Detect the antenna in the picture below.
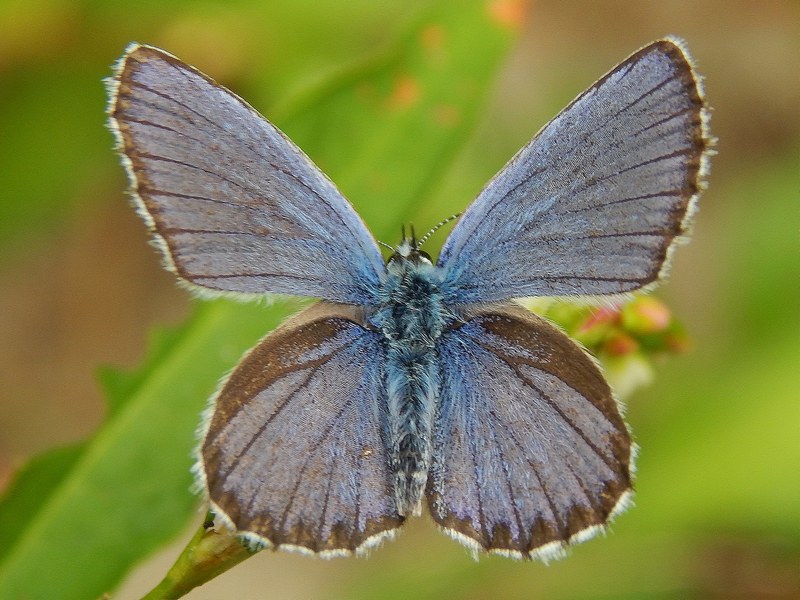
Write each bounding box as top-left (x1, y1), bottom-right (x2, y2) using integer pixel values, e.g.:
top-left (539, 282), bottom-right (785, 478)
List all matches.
top-left (418, 213), bottom-right (461, 248)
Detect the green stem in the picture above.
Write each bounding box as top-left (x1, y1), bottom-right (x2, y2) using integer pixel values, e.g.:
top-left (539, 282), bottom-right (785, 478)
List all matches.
top-left (139, 513), bottom-right (255, 600)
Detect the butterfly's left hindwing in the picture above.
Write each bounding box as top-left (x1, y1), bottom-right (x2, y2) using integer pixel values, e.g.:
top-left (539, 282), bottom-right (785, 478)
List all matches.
top-left (199, 302), bottom-right (403, 555)
top-left (428, 304), bottom-right (633, 559)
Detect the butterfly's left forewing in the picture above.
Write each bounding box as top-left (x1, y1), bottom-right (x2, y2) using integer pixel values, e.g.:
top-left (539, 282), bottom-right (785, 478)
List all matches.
top-left (108, 44), bottom-right (384, 304)
top-left (428, 304), bottom-right (632, 559)
top-left (199, 302), bottom-right (403, 555)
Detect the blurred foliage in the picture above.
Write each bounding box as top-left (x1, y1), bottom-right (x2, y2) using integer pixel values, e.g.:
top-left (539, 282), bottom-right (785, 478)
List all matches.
top-left (0, 0), bottom-right (798, 599)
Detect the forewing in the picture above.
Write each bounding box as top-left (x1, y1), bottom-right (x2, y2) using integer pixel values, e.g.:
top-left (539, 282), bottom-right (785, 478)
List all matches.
top-left (108, 44), bottom-right (384, 304)
top-left (428, 304), bottom-right (632, 559)
top-left (439, 38), bottom-right (711, 303)
top-left (199, 302), bottom-right (402, 555)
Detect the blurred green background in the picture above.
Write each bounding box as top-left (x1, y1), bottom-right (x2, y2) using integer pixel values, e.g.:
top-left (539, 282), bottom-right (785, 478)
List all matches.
top-left (0, 1), bottom-right (798, 599)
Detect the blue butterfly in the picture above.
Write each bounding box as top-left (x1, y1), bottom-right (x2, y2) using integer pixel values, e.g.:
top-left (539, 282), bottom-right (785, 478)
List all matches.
top-left (108, 37), bottom-right (711, 560)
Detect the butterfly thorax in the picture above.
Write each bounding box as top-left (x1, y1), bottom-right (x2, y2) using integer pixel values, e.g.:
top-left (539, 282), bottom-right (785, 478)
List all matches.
top-left (372, 240), bottom-right (450, 516)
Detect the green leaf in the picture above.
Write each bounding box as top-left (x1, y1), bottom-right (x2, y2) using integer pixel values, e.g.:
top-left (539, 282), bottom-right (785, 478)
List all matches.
top-left (0, 63), bottom-right (110, 249)
top-left (97, 325), bottom-right (187, 418)
top-left (0, 443), bottom-right (87, 565)
top-left (0, 2), bottom-right (518, 598)
top-left (0, 300), bottom-right (283, 600)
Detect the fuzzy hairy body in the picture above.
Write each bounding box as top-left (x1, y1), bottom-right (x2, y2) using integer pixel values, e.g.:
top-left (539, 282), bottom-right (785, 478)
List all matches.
top-left (370, 252), bottom-right (450, 516)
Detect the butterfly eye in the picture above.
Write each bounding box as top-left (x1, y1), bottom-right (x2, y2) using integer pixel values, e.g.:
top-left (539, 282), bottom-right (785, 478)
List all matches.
top-left (414, 250), bottom-right (433, 265)
top-left (387, 248), bottom-right (433, 267)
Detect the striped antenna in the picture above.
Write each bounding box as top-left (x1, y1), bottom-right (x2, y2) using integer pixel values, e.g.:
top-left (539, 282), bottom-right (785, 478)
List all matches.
top-left (418, 214), bottom-right (462, 248)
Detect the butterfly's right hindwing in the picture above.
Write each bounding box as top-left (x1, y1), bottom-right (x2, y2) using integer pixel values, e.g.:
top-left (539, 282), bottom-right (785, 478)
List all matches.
top-left (428, 304), bottom-right (633, 559)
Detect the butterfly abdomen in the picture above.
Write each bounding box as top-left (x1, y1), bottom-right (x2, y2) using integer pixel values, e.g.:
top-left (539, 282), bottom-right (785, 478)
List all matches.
top-left (376, 253), bottom-right (449, 516)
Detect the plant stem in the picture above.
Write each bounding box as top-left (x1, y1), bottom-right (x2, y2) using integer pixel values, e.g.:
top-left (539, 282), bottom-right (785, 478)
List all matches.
top-left (139, 513), bottom-right (254, 600)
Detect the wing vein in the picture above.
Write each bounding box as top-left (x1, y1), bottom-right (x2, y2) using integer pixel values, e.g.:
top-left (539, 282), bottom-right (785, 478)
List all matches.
top-left (555, 190), bottom-right (683, 216)
top-left (273, 394), bottom-right (355, 535)
top-left (472, 338), bottom-right (619, 472)
top-left (487, 408), bottom-right (527, 547)
top-left (563, 461), bottom-right (603, 517)
top-left (467, 392), bottom-right (489, 546)
top-left (197, 272), bottom-right (315, 282)
top-left (607, 74), bottom-right (676, 121)
top-left (216, 342), bottom-right (352, 479)
top-left (142, 188), bottom-right (263, 212)
top-left (130, 76), bottom-right (355, 236)
top-left (133, 152), bottom-right (276, 202)
top-left (633, 105), bottom-right (696, 137)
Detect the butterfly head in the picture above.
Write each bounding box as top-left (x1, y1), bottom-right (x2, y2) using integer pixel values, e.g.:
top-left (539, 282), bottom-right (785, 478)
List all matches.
top-left (386, 224), bottom-right (433, 268)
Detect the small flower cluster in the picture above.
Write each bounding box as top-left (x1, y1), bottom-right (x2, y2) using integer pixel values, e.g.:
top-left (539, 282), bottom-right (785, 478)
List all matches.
top-left (526, 296), bottom-right (689, 399)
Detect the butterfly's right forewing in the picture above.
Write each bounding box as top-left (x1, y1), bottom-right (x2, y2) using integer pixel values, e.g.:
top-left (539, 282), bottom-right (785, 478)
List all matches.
top-left (438, 38), bottom-right (711, 304)
top-left (200, 302), bottom-right (403, 555)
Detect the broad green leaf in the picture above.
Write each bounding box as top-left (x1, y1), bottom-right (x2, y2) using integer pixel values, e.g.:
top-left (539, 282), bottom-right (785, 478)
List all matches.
top-left (0, 63), bottom-right (110, 249)
top-left (0, 300), bottom-right (280, 600)
top-left (0, 443), bottom-right (87, 564)
top-left (98, 326), bottom-right (187, 418)
top-left (0, 2), bottom-right (518, 598)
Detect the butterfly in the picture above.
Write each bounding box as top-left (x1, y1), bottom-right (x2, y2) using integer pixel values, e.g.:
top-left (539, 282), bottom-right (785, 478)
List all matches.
top-left (107, 37), bottom-right (711, 560)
